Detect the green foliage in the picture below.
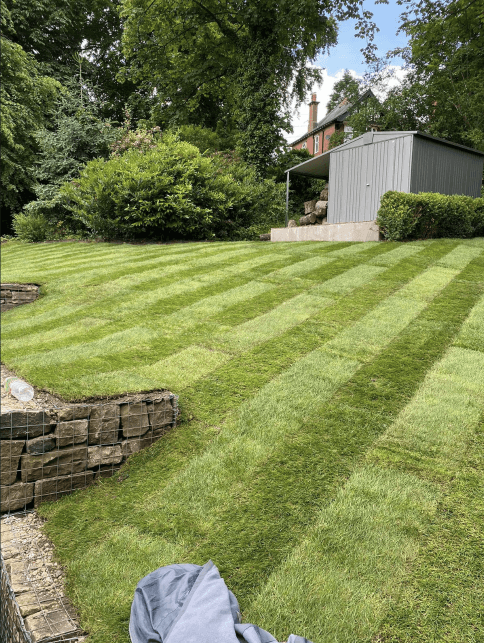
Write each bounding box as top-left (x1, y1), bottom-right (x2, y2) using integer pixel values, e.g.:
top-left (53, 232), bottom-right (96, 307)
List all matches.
top-left (120, 0), bottom-right (380, 172)
top-left (11, 211), bottom-right (56, 242)
top-left (21, 80), bottom-right (118, 236)
top-left (0, 15), bottom-right (60, 227)
top-left (377, 191), bottom-right (484, 241)
top-left (61, 133), bottom-right (285, 240)
top-left (175, 124), bottom-right (236, 155)
top-left (326, 69), bottom-right (360, 112)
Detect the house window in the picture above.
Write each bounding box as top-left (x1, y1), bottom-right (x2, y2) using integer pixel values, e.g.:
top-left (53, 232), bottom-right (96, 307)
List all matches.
top-left (302, 141), bottom-right (307, 149)
top-left (314, 135), bottom-right (320, 154)
top-left (344, 124), bottom-right (353, 142)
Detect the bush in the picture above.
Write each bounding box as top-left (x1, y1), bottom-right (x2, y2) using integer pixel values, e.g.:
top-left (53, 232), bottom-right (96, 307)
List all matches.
top-left (61, 133), bottom-right (285, 241)
top-left (12, 211), bottom-right (55, 242)
top-left (376, 191), bottom-right (484, 241)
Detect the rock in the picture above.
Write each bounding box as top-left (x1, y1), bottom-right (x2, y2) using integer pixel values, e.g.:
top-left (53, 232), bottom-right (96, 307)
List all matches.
top-left (21, 445), bottom-right (88, 482)
top-left (87, 444), bottom-right (123, 468)
top-left (147, 398), bottom-right (174, 431)
top-left (259, 233), bottom-right (271, 241)
top-left (25, 434), bottom-right (56, 455)
top-left (88, 404), bottom-right (119, 445)
top-left (0, 440), bottom-right (25, 485)
top-left (314, 200), bottom-right (328, 215)
top-left (17, 590), bottom-right (58, 618)
top-left (34, 471), bottom-right (94, 506)
top-left (0, 481), bottom-right (34, 512)
top-left (121, 425), bottom-right (167, 459)
top-left (24, 607), bottom-right (79, 643)
top-left (8, 559), bottom-right (32, 594)
top-left (120, 402), bottom-right (150, 438)
top-left (54, 419), bottom-right (88, 447)
top-left (94, 464), bottom-right (121, 480)
top-left (0, 410), bottom-right (49, 440)
top-left (56, 406), bottom-right (90, 422)
top-left (287, 219), bottom-right (297, 228)
top-left (320, 189), bottom-right (329, 200)
top-left (304, 199), bottom-right (317, 214)
top-left (322, 216), bottom-right (327, 224)
top-left (11, 291), bottom-right (37, 303)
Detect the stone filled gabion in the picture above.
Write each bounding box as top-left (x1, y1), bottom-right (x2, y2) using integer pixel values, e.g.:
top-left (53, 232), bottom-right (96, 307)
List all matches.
top-left (1, 395), bottom-right (178, 513)
top-left (1, 284), bottom-right (39, 313)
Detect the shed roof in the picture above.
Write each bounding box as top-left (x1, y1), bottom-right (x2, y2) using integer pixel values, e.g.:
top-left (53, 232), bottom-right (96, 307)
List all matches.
top-left (286, 130), bottom-right (484, 178)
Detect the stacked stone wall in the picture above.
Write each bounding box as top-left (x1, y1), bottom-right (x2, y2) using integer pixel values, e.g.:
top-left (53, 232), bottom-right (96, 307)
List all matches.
top-left (1, 284), bottom-right (39, 312)
top-left (1, 394), bottom-right (178, 513)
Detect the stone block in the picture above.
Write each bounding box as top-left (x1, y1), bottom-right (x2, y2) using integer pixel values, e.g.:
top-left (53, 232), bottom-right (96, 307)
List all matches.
top-left (24, 608), bottom-right (78, 643)
top-left (11, 291), bottom-right (37, 302)
top-left (34, 471), bottom-right (94, 506)
top-left (54, 419), bottom-right (88, 447)
top-left (20, 445), bottom-right (88, 482)
top-left (147, 398), bottom-right (174, 430)
top-left (120, 402), bottom-right (150, 437)
top-left (94, 464), bottom-right (121, 480)
top-left (0, 409), bottom-right (49, 440)
top-left (87, 444), bottom-right (123, 468)
top-left (17, 590), bottom-right (58, 618)
top-left (314, 200), bottom-right (328, 215)
top-left (0, 440), bottom-right (25, 485)
top-left (304, 199), bottom-right (317, 214)
top-left (0, 290), bottom-right (12, 298)
top-left (56, 406), bottom-right (91, 422)
top-left (7, 559), bottom-right (32, 594)
top-left (88, 404), bottom-right (119, 445)
top-left (26, 434), bottom-right (56, 455)
top-left (0, 482), bottom-right (34, 512)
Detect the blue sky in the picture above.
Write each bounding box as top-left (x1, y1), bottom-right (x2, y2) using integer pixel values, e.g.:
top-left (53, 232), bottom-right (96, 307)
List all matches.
top-left (286, 0), bottom-right (409, 142)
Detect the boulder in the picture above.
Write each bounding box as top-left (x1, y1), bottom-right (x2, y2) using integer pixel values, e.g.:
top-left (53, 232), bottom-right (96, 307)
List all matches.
top-left (147, 398), bottom-right (174, 431)
top-left (287, 219), bottom-right (297, 228)
top-left (34, 471), bottom-right (94, 506)
top-left (120, 402), bottom-right (150, 438)
top-left (25, 435), bottom-right (56, 455)
top-left (259, 233), bottom-right (271, 241)
top-left (54, 419), bottom-right (89, 447)
top-left (0, 481), bottom-right (34, 512)
top-left (21, 445), bottom-right (88, 482)
top-left (56, 406), bottom-right (90, 422)
top-left (0, 410), bottom-right (49, 440)
top-left (304, 200), bottom-right (317, 214)
top-left (87, 444), bottom-right (123, 468)
top-left (0, 440), bottom-right (25, 485)
top-left (88, 404), bottom-right (119, 445)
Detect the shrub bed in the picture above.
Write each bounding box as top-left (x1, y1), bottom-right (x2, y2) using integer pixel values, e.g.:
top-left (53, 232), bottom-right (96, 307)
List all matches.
top-left (376, 191), bottom-right (484, 241)
top-left (60, 134), bottom-right (285, 241)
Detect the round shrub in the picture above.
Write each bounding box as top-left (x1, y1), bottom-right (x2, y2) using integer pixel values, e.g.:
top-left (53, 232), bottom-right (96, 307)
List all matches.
top-left (61, 134), bottom-right (285, 241)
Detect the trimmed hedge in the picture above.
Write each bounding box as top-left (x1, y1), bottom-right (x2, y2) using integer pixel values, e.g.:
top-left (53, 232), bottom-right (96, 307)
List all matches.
top-left (377, 191), bottom-right (484, 241)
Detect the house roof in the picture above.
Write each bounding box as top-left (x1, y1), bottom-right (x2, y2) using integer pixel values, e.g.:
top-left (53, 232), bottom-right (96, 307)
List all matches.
top-left (285, 130), bottom-right (484, 178)
top-left (290, 89), bottom-right (376, 146)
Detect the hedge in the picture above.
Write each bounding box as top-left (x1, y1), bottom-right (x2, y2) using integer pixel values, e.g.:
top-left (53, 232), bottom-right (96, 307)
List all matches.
top-left (376, 191), bottom-right (484, 241)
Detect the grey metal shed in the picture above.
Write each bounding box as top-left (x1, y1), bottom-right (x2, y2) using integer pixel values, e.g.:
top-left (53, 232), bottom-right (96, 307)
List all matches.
top-left (285, 131), bottom-right (484, 225)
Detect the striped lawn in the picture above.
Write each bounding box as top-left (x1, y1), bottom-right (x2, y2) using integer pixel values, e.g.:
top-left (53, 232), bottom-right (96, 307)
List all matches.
top-left (1, 238), bottom-right (483, 643)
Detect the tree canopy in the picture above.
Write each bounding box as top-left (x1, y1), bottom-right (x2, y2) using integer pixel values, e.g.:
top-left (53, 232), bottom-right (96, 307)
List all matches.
top-left (326, 69), bottom-right (361, 112)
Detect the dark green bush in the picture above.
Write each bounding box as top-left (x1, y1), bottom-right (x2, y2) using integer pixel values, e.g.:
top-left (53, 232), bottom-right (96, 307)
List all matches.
top-left (377, 191), bottom-right (484, 241)
top-left (61, 133), bottom-right (285, 240)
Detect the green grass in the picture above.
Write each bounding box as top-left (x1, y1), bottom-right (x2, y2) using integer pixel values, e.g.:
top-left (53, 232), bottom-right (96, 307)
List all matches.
top-left (1, 238), bottom-right (483, 643)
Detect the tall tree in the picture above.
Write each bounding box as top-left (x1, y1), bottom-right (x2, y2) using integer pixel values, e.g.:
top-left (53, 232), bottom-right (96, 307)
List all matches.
top-left (1, 2), bottom-right (60, 230)
top-left (388, 0), bottom-right (484, 149)
top-left (120, 0), bottom-right (379, 174)
top-left (326, 69), bottom-right (360, 112)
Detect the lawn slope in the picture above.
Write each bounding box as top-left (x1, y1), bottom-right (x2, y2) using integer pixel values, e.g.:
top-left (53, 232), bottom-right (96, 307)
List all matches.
top-left (1, 238), bottom-right (483, 643)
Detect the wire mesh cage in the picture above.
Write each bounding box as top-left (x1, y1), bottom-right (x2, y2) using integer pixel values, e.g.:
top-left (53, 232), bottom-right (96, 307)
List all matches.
top-left (0, 394), bottom-right (178, 642)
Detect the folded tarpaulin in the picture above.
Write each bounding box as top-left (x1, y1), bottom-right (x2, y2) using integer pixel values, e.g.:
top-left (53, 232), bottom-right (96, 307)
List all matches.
top-left (129, 560), bottom-right (313, 643)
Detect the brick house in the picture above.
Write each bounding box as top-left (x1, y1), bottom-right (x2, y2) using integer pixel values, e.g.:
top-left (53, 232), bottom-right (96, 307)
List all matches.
top-left (290, 89), bottom-right (379, 156)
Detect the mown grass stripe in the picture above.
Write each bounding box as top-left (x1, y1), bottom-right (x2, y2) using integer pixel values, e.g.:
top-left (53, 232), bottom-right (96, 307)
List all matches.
top-left (326, 241), bottom-right (380, 257)
top-left (435, 243), bottom-right (482, 269)
top-left (368, 242), bottom-right (427, 265)
top-left (246, 344), bottom-right (484, 642)
top-left (136, 346), bottom-right (231, 391)
top-left (312, 264), bottom-right (385, 294)
top-left (207, 292), bottom-right (334, 352)
top-left (1, 251), bottom-right (286, 340)
top-left (454, 292), bottom-right (484, 352)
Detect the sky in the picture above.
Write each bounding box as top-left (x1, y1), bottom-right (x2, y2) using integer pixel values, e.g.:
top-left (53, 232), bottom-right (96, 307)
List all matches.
top-left (286, 0), bottom-right (409, 143)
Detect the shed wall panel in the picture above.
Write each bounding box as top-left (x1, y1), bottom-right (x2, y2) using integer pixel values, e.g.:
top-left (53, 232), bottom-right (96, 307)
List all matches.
top-left (410, 138), bottom-right (483, 197)
top-left (328, 135), bottom-right (413, 223)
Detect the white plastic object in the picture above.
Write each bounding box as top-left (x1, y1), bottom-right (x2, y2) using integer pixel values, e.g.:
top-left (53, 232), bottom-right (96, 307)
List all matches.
top-left (4, 377), bottom-right (34, 402)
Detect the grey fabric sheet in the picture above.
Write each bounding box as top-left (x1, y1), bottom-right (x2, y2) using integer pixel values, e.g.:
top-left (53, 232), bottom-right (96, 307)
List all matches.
top-left (129, 560), bottom-right (313, 643)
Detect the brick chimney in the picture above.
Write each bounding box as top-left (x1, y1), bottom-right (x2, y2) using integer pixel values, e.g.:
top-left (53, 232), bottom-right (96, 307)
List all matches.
top-left (308, 93), bottom-right (319, 132)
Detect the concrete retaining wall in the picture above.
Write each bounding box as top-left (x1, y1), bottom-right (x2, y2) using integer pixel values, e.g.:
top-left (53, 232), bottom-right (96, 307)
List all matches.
top-left (271, 220), bottom-right (381, 243)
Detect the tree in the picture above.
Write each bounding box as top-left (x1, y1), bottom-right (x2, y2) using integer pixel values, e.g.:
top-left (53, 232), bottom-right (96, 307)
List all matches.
top-left (326, 69), bottom-right (360, 112)
top-left (1, 2), bottom-right (60, 230)
top-left (120, 0), bottom-right (379, 174)
top-left (386, 0), bottom-right (484, 149)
